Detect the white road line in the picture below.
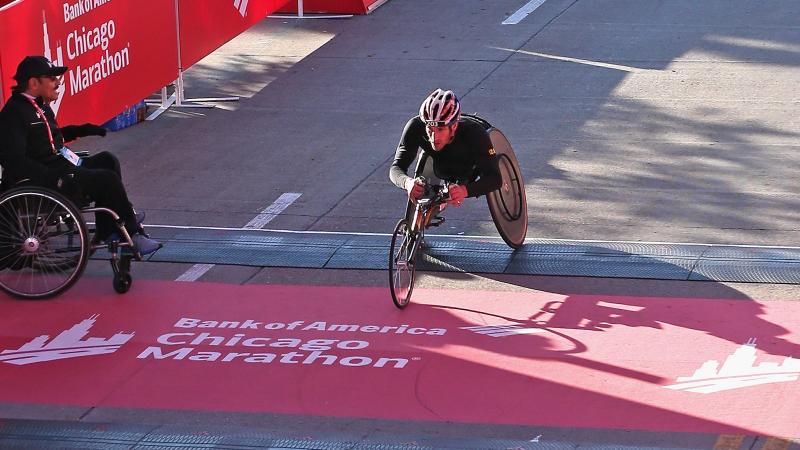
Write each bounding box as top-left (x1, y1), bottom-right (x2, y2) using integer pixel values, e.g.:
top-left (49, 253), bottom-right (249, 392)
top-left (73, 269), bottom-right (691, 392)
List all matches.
top-left (147, 223), bottom-right (800, 251)
top-left (174, 193), bottom-right (302, 282)
top-left (244, 192), bottom-right (302, 229)
top-left (175, 263), bottom-right (215, 282)
top-left (502, 0), bottom-right (547, 25)
top-left (492, 47), bottom-right (657, 73)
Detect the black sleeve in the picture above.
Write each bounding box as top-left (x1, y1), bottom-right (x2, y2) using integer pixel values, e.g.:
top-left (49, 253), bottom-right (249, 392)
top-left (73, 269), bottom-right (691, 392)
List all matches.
top-left (60, 125), bottom-right (82, 142)
top-left (60, 123), bottom-right (107, 142)
top-left (0, 108), bottom-right (61, 185)
top-left (464, 128), bottom-right (502, 198)
top-left (389, 117), bottom-right (425, 190)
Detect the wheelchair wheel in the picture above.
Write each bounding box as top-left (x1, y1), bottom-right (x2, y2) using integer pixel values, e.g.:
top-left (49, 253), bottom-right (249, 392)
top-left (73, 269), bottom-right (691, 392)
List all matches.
top-left (389, 219), bottom-right (417, 309)
top-left (0, 187), bottom-right (88, 299)
top-left (486, 128), bottom-right (528, 249)
top-left (112, 254), bottom-right (133, 294)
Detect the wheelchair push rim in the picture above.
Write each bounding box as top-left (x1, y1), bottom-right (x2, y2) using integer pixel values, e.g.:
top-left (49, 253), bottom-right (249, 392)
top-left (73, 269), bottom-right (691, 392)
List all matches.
top-left (389, 219), bottom-right (417, 309)
top-left (0, 187), bottom-right (89, 299)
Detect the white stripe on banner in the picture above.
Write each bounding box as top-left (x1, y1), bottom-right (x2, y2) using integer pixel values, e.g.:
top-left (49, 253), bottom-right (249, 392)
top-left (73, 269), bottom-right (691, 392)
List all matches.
top-left (244, 193), bottom-right (302, 229)
top-left (234, 0), bottom-right (249, 16)
top-left (502, 0), bottom-right (547, 25)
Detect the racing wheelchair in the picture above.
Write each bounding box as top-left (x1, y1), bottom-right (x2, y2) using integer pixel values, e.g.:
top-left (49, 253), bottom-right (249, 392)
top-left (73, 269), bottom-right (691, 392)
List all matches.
top-left (0, 162), bottom-right (143, 299)
top-left (388, 114), bottom-right (528, 309)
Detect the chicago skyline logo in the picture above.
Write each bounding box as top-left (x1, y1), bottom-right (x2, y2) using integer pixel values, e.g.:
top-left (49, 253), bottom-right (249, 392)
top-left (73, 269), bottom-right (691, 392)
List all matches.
top-left (664, 338), bottom-right (800, 394)
top-left (461, 324), bottom-right (545, 338)
top-left (233, 0), bottom-right (249, 17)
top-left (0, 315), bottom-right (134, 366)
top-left (42, 11), bottom-right (66, 115)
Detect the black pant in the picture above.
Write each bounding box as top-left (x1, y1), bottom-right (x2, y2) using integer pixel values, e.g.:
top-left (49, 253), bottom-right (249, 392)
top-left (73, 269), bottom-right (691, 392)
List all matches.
top-left (71, 152), bottom-right (139, 240)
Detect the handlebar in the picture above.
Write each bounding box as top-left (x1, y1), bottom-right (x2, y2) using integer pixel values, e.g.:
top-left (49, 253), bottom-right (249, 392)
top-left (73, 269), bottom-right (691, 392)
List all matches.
top-left (415, 178), bottom-right (451, 207)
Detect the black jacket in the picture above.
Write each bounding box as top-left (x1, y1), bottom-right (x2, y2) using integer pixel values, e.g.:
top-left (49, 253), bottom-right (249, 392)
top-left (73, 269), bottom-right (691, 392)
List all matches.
top-left (389, 116), bottom-right (502, 198)
top-left (0, 92), bottom-right (90, 186)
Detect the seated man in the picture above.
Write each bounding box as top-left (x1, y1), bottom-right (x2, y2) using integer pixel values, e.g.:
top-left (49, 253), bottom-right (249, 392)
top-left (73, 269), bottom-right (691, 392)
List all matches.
top-left (0, 55), bottom-right (160, 254)
top-left (389, 89), bottom-right (501, 216)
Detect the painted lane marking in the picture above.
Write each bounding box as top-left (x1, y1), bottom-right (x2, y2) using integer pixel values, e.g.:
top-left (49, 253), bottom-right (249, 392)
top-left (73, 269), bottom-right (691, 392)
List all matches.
top-left (244, 192), bottom-right (302, 230)
top-left (502, 0), bottom-right (547, 25)
top-left (492, 47), bottom-right (658, 73)
top-left (175, 263), bottom-right (216, 282)
top-left (142, 223), bottom-right (800, 251)
top-left (175, 193), bottom-right (302, 282)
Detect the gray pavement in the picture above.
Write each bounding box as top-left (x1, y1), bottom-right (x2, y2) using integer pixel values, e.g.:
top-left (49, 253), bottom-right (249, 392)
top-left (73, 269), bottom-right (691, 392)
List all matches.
top-left (10, 0), bottom-right (800, 448)
top-left (73, 0), bottom-right (800, 246)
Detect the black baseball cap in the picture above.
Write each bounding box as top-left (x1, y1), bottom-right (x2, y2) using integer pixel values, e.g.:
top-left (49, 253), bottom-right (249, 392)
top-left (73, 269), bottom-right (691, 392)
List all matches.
top-left (13, 56), bottom-right (68, 84)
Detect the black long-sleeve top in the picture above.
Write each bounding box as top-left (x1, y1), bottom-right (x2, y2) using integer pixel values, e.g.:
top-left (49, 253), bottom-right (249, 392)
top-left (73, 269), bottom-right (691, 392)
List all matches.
top-left (0, 92), bottom-right (88, 185)
top-left (389, 116), bottom-right (501, 198)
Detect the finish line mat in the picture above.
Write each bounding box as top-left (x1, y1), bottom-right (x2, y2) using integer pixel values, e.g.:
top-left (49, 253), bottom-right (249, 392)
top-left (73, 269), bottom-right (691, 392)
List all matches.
top-left (0, 280), bottom-right (798, 437)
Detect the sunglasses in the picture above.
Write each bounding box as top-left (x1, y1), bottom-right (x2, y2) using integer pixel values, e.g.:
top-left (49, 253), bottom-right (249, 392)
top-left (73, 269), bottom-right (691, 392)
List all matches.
top-left (38, 75), bottom-right (63, 83)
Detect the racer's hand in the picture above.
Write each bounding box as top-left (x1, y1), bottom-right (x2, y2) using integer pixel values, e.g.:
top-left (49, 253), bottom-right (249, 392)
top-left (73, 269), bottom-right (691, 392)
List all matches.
top-left (80, 123), bottom-right (107, 137)
top-left (405, 177), bottom-right (425, 201)
top-left (447, 184), bottom-right (467, 207)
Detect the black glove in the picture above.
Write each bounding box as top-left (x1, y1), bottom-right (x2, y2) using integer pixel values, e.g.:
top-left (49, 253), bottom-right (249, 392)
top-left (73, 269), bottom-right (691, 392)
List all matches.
top-left (78, 123), bottom-right (107, 137)
top-left (60, 123), bottom-right (107, 141)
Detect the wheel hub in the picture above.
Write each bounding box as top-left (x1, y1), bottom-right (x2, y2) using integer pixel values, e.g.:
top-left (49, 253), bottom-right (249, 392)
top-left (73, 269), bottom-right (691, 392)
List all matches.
top-left (22, 237), bottom-right (40, 253)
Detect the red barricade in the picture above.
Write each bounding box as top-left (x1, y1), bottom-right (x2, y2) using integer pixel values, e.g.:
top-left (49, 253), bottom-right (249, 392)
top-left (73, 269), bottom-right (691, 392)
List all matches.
top-left (0, 0), bottom-right (178, 125)
top-left (1, 0), bottom-right (292, 125)
top-left (179, 0), bottom-right (289, 70)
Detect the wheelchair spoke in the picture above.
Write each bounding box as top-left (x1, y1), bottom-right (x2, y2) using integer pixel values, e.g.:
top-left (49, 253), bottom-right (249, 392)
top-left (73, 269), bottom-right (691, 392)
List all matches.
top-left (0, 189), bottom-right (89, 298)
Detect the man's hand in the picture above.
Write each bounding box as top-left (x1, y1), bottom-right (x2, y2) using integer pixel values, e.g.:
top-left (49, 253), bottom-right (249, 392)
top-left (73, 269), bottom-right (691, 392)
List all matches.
top-left (405, 177), bottom-right (425, 201)
top-left (80, 123), bottom-right (107, 137)
top-left (447, 184), bottom-right (468, 207)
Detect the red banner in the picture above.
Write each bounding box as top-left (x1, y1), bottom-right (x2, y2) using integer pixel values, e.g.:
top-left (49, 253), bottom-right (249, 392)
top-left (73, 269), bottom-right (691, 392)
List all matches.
top-left (178, 0), bottom-right (289, 70)
top-left (0, 0), bottom-right (178, 125)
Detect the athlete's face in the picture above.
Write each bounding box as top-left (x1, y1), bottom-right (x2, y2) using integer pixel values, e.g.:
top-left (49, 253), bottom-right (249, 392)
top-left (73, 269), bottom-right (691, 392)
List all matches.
top-left (426, 122), bottom-right (458, 151)
top-left (29, 75), bottom-right (62, 102)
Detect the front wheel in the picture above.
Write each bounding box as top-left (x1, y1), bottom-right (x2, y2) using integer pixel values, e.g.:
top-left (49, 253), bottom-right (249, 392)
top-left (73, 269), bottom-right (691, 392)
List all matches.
top-left (389, 219), bottom-right (417, 309)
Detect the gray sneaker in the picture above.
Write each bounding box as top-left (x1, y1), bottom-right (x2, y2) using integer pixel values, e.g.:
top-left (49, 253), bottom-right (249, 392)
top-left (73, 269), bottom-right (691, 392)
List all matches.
top-left (130, 234), bottom-right (162, 255)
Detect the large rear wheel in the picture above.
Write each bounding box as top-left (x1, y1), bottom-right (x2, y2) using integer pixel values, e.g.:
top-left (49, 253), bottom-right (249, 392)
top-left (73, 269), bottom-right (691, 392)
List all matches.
top-left (0, 187), bottom-right (88, 299)
top-left (389, 219), bottom-right (417, 309)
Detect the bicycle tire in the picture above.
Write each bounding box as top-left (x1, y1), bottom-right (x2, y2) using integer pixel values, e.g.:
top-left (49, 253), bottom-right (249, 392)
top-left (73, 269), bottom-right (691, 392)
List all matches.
top-left (0, 187), bottom-right (89, 299)
top-left (389, 219), bottom-right (417, 309)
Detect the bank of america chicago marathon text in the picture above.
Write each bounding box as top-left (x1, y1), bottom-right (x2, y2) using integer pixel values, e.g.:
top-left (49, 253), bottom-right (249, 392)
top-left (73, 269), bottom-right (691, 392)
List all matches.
top-left (137, 318), bottom-right (449, 369)
top-left (62, 0), bottom-right (130, 94)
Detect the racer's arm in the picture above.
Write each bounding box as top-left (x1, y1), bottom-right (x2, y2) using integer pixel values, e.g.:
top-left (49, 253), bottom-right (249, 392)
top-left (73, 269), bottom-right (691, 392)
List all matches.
top-left (0, 108), bottom-right (61, 185)
top-left (60, 123), bottom-right (107, 142)
top-left (464, 128), bottom-right (502, 198)
top-left (389, 117), bottom-right (425, 191)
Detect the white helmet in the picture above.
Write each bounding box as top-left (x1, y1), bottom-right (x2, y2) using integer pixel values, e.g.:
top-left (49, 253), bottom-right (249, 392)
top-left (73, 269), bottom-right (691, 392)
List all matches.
top-left (419, 89), bottom-right (461, 126)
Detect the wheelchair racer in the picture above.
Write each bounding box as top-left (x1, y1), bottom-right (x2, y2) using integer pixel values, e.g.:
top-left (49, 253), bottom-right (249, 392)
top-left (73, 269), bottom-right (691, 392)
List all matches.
top-left (389, 89), bottom-right (502, 219)
top-left (0, 55), bottom-right (161, 254)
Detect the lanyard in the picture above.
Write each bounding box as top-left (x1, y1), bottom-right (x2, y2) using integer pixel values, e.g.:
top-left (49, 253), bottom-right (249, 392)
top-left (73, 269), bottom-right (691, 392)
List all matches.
top-left (25, 97), bottom-right (58, 155)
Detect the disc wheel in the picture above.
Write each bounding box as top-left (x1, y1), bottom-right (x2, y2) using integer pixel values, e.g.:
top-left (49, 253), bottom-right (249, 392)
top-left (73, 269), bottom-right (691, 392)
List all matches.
top-left (389, 219), bottom-right (417, 309)
top-left (0, 187), bottom-right (88, 299)
top-left (496, 153), bottom-right (525, 222)
top-left (486, 128), bottom-right (528, 250)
